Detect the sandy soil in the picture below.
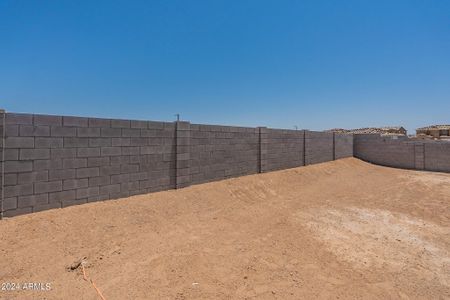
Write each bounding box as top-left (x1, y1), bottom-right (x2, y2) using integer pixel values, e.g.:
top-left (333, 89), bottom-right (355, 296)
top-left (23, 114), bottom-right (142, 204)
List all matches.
top-left (0, 158), bottom-right (449, 299)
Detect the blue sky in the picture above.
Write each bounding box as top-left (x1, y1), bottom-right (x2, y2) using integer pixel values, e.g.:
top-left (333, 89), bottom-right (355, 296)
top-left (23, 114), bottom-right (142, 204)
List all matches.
top-left (1, 0), bottom-right (449, 133)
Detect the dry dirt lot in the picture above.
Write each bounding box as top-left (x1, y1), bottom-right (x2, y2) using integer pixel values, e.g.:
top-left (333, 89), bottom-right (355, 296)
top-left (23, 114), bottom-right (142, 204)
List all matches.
top-left (0, 158), bottom-right (449, 299)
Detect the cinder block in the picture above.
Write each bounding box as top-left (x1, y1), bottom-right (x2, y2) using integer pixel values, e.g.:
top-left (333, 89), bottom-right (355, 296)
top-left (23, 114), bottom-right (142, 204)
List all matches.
top-left (177, 160), bottom-right (189, 169)
top-left (34, 159), bottom-right (63, 170)
top-left (87, 157), bottom-right (110, 167)
top-left (63, 178), bottom-right (89, 190)
top-left (122, 147), bottom-right (140, 155)
top-left (63, 158), bottom-right (87, 168)
top-left (77, 127), bottom-right (101, 137)
top-left (49, 169), bottom-right (76, 180)
top-left (49, 190), bottom-right (76, 203)
top-left (120, 164), bottom-right (139, 173)
top-left (35, 137), bottom-right (63, 148)
top-left (177, 153), bottom-right (190, 160)
top-left (76, 186), bottom-right (99, 198)
top-left (35, 180), bottom-right (62, 194)
top-left (176, 130), bottom-right (190, 138)
top-left (62, 198), bottom-right (87, 208)
top-left (176, 168), bottom-right (190, 176)
top-left (34, 114), bottom-right (62, 126)
top-left (63, 116), bottom-right (88, 127)
top-left (99, 165), bottom-right (121, 176)
top-left (89, 138), bottom-right (111, 147)
top-left (77, 147), bottom-right (100, 158)
top-left (64, 137), bottom-right (89, 148)
top-left (4, 184), bottom-right (34, 197)
top-left (88, 118), bottom-right (111, 128)
top-left (131, 137), bottom-right (148, 146)
top-left (99, 184), bottom-right (121, 195)
top-left (51, 148), bottom-right (77, 158)
top-left (112, 173), bottom-right (132, 183)
top-left (4, 149), bottom-right (19, 160)
top-left (18, 194), bottom-right (49, 207)
top-left (130, 120), bottom-right (147, 129)
top-left (112, 137), bottom-right (131, 146)
top-left (87, 194), bottom-right (110, 203)
top-left (101, 147), bottom-right (121, 156)
top-left (19, 125), bottom-right (50, 137)
top-left (89, 176), bottom-right (110, 186)
top-left (147, 121), bottom-right (165, 130)
top-left (2, 197), bottom-right (18, 210)
top-left (176, 137), bottom-right (190, 146)
top-left (5, 137), bottom-right (34, 148)
top-left (121, 181), bottom-right (139, 192)
top-left (101, 128), bottom-right (122, 137)
top-left (4, 161), bottom-right (33, 173)
top-left (76, 167), bottom-right (100, 178)
top-left (19, 149), bottom-right (50, 160)
top-left (139, 146), bottom-right (155, 155)
top-left (5, 113), bottom-right (33, 125)
top-left (18, 171), bottom-right (48, 184)
top-left (3, 207), bottom-right (33, 217)
top-left (4, 174), bottom-right (18, 185)
top-left (51, 126), bottom-right (77, 137)
top-left (33, 202), bottom-right (61, 212)
top-left (111, 119), bottom-right (130, 128)
top-left (121, 128), bottom-right (140, 137)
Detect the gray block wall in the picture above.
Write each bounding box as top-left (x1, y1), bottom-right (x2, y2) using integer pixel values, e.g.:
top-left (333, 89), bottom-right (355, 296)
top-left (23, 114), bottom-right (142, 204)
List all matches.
top-left (1, 113), bottom-right (176, 218)
top-left (189, 124), bottom-right (260, 185)
top-left (335, 133), bottom-right (354, 159)
top-left (265, 129), bottom-right (304, 171)
top-left (0, 110), bottom-right (4, 217)
top-left (424, 142), bottom-right (450, 172)
top-left (354, 134), bottom-right (450, 173)
top-left (305, 131), bottom-right (334, 165)
top-left (0, 111), bottom-right (356, 218)
top-left (354, 134), bottom-right (416, 169)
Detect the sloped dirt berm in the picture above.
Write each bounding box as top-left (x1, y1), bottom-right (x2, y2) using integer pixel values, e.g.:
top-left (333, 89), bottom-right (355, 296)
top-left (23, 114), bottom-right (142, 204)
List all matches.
top-left (1, 158), bottom-right (449, 299)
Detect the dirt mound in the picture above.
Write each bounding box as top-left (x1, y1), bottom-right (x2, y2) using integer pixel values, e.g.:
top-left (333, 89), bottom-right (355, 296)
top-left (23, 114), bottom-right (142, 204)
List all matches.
top-left (0, 158), bottom-right (449, 299)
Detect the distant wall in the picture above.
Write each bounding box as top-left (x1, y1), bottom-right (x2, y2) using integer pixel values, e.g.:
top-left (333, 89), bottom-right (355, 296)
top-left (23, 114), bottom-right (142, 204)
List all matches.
top-left (354, 134), bottom-right (450, 172)
top-left (0, 111), bottom-right (354, 218)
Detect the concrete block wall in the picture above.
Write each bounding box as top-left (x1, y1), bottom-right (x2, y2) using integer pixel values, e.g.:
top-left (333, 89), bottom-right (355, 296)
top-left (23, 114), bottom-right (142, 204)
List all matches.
top-left (423, 142), bottom-right (450, 172)
top-left (354, 134), bottom-right (416, 169)
top-left (175, 121), bottom-right (191, 188)
top-left (0, 111), bottom-right (357, 218)
top-left (265, 129), bottom-right (304, 171)
top-left (189, 124), bottom-right (260, 185)
top-left (1, 112), bottom-right (176, 218)
top-left (353, 134), bottom-right (450, 173)
top-left (0, 110), bottom-right (5, 217)
top-left (305, 131), bottom-right (334, 165)
top-left (335, 133), bottom-right (354, 159)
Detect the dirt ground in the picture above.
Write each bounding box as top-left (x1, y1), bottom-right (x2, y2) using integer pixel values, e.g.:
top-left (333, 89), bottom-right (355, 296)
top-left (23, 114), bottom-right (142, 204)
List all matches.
top-left (0, 158), bottom-right (449, 299)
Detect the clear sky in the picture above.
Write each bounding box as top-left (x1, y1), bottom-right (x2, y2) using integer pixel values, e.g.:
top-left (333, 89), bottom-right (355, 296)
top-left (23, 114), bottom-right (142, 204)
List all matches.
top-left (1, 1), bottom-right (449, 133)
